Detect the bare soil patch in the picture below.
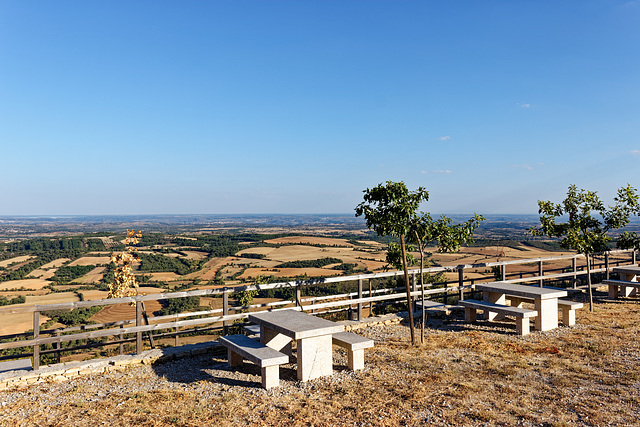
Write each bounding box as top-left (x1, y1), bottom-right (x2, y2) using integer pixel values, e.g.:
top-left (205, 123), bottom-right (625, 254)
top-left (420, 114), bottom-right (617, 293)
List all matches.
top-left (74, 266), bottom-right (105, 284)
top-left (25, 292), bottom-right (80, 306)
top-left (0, 312), bottom-right (50, 336)
top-left (39, 258), bottom-right (71, 269)
top-left (144, 272), bottom-right (182, 282)
top-left (0, 278), bottom-right (50, 291)
top-left (179, 251), bottom-right (209, 260)
top-left (236, 247), bottom-right (275, 256)
top-left (68, 256), bottom-right (111, 266)
top-left (89, 300), bottom-right (164, 324)
top-left (27, 268), bottom-right (56, 280)
top-left (0, 256), bottom-right (35, 269)
top-left (264, 236), bottom-right (355, 246)
top-left (237, 267), bottom-right (343, 280)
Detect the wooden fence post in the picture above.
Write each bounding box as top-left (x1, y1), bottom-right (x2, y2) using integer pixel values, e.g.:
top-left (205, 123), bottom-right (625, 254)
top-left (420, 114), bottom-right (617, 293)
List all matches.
top-left (174, 314), bottom-right (179, 347)
top-left (223, 289), bottom-right (229, 336)
top-left (136, 301), bottom-right (143, 355)
top-left (33, 311), bottom-right (40, 371)
top-left (538, 260), bottom-right (544, 288)
top-left (357, 278), bottom-right (363, 321)
top-left (572, 257), bottom-right (578, 289)
top-left (368, 279), bottom-right (373, 315)
top-left (605, 252), bottom-right (610, 280)
top-left (119, 325), bottom-right (124, 355)
top-left (501, 264), bottom-right (506, 281)
top-left (296, 285), bottom-right (302, 307)
top-left (458, 267), bottom-right (464, 301)
top-left (55, 330), bottom-right (61, 363)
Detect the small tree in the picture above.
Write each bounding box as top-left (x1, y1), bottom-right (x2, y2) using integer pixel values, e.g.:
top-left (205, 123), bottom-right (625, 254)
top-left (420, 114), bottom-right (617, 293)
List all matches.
top-left (356, 181), bottom-right (428, 345)
top-left (409, 213), bottom-right (483, 343)
top-left (531, 184), bottom-right (638, 311)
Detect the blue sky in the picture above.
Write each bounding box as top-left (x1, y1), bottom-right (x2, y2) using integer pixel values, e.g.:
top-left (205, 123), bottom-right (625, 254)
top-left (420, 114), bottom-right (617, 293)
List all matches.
top-left (1, 1), bottom-right (639, 215)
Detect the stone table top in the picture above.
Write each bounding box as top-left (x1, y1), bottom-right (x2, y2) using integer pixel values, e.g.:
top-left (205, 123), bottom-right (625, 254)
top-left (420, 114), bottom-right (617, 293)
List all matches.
top-left (248, 309), bottom-right (344, 340)
top-left (475, 282), bottom-right (567, 300)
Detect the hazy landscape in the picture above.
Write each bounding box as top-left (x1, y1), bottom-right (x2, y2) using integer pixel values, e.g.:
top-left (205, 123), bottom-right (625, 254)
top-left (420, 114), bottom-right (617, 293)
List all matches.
top-left (0, 214), bottom-right (591, 339)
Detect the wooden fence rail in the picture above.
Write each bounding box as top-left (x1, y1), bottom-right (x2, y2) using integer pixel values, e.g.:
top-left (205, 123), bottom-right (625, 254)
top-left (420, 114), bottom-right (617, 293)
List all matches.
top-left (0, 249), bottom-right (634, 371)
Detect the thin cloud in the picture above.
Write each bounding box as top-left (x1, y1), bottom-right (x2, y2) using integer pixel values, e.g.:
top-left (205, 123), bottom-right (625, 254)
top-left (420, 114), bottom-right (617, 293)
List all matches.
top-left (517, 102), bottom-right (531, 108)
top-left (630, 150), bottom-right (640, 156)
top-left (438, 136), bottom-right (451, 141)
top-left (512, 164), bottom-right (534, 170)
top-left (421, 170), bottom-right (452, 174)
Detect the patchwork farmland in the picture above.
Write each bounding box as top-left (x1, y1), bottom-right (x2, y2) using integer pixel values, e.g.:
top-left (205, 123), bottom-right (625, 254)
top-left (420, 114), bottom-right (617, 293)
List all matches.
top-left (0, 229), bottom-right (576, 337)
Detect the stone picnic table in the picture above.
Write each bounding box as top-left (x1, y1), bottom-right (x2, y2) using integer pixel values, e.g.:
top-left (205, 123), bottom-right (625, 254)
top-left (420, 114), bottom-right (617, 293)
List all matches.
top-left (606, 266), bottom-right (640, 298)
top-left (474, 282), bottom-right (567, 331)
top-left (248, 309), bottom-right (345, 382)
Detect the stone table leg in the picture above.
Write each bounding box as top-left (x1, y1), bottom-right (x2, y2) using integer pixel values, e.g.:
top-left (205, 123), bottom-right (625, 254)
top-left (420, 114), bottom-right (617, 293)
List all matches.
top-left (296, 334), bottom-right (333, 381)
top-left (535, 298), bottom-right (558, 331)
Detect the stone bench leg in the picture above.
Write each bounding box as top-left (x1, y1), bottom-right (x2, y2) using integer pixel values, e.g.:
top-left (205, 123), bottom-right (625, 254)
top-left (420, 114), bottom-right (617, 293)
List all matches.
top-left (261, 365), bottom-right (280, 389)
top-left (621, 285), bottom-right (637, 297)
top-left (509, 297), bottom-right (526, 308)
top-left (608, 284), bottom-right (619, 299)
top-left (464, 307), bottom-right (477, 323)
top-left (262, 327), bottom-right (293, 361)
top-left (561, 307), bottom-right (576, 326)
top-left (515, 318), bottom-right (530, 336)
top-left (483, 292), bottom-right (506, 321)
top-left (620, 274), bottom-right (638, 297)
top-left (228, 349), bottom-right (243, 367)
top-left (347, 349), bottom-right (365, 371)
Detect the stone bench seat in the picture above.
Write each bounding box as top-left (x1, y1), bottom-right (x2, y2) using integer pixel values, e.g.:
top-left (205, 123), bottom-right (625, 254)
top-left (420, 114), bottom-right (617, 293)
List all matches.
top-left (459, 299), bottom-right (538, 336)
top-left (332, 331), bottom-right (374, 371)
top-left (218, 334), bottom-right (289, 389)
top-left (602, 279), bottom-right (640, 299)
top-left (557, 300), bottom-right (583, 326)
top-left (507, 296), bottom-right (583, 327)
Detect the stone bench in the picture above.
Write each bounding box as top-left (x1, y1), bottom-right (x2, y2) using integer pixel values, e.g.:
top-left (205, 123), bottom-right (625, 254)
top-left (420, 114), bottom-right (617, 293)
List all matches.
top-left (243, 324), bottom-right (261, 337)
top-left (458, 299), bottom-right (538, 336)
top-left (332, 332), bottom-right (374, 371)
top-left (218, 334), bottom-right (289, 389)
top-left (602, 279), bottom-right (640, 299)
top-left (0, 358), bottom-right (32, 374)
top-left (507, 296), bottom-right (583, 327)
top-left (557, 300), bottom-right (583, 326)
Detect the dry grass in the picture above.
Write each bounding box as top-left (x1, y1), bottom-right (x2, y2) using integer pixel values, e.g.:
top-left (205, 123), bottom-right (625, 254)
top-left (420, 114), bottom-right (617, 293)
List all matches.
top-left (39, 259), bottom-right (71, 270)
top-left (67, 257), bottom-right (111, 266)
top-left (73, 267), bottom-right (106, 284)
top-left (2, 291), bottom-right (640, 426)
top-left (0, 278), bottom-right (51, 291)
top-left (0, 256), bottom-right (35, 269)
top-left (264, 236), bottom-right (356, 246)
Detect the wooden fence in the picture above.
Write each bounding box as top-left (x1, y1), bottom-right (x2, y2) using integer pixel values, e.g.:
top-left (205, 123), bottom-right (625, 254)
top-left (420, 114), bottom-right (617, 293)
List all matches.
top-left (0, 249), bottom-right (635, 371)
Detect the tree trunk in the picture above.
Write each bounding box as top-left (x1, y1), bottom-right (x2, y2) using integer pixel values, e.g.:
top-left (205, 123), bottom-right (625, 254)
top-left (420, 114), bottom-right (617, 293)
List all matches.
top-left (418, 243), bottom-right (425, 345)
top-left (400, 235), bottom-right (416, 345)
top-left (586, 253), bottom-right (593, 312)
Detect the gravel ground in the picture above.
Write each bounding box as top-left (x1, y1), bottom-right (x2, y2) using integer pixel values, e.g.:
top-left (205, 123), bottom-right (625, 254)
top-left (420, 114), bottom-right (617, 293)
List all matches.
top-left (1, 295), bottom-right (640, 426)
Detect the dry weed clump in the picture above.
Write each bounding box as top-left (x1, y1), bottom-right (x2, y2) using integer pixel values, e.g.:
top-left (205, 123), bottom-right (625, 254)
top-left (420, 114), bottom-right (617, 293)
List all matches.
top-left (1, 292), bottom-right (640, 426)
top-left (107, 230), bottom-right (142, 299)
